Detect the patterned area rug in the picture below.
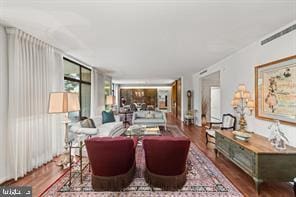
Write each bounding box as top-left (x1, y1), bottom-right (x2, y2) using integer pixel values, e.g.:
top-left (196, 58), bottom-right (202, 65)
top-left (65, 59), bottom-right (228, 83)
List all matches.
top-left (41, 125), bottom-right (242, 196)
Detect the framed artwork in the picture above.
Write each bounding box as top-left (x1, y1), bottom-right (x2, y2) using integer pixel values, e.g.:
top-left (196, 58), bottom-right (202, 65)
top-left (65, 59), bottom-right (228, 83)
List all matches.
top-left (255, 55), bottom-right (296, 125)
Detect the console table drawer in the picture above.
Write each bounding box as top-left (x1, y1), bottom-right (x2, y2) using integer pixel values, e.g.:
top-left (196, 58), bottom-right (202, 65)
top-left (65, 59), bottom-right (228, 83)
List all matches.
top-left (232, 144), bottom-right (255, 175)
top-left (216, 132), bottom-right (230, 156)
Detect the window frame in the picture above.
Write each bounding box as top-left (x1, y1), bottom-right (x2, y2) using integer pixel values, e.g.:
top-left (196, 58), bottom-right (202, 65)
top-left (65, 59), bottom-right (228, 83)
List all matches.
top-left (63, 57), bottom-right (91, 119)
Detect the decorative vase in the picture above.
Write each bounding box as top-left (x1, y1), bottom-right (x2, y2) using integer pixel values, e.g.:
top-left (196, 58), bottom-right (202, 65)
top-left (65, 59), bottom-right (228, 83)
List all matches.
top-left (268, 120), bottom-right (289, 151)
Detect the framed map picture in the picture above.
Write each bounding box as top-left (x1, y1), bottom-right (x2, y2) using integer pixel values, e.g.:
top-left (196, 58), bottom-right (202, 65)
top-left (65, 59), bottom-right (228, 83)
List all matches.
top-left (255, 55), bottom-right (296, 125)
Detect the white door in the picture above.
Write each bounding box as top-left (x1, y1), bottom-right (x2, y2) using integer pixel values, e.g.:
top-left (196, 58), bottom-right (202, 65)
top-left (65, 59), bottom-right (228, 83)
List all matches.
top-left (210, 87), bottom-right (221, 121)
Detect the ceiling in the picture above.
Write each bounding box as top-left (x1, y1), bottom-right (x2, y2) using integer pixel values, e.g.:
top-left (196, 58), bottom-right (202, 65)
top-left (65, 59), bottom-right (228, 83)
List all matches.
top-left (0, 0), bottom-right (295, 84)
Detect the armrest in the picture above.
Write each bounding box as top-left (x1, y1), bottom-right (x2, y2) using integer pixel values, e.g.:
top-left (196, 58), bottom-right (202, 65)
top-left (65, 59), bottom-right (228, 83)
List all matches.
top-left (162, 112), bottom-right (167, 123)
top-left (209, 122), bottom-right (222, 129)
top-left (76, 128), bottom-right (98, 136)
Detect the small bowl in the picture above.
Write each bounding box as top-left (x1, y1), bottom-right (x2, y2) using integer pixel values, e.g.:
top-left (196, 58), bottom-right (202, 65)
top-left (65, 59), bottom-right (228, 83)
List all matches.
top-left (232, 131), bottom-right (252, 141)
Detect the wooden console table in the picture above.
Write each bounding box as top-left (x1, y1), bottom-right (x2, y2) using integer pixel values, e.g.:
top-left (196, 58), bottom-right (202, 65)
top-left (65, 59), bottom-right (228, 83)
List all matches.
top-left (215, 130), bottom-right (296, 193)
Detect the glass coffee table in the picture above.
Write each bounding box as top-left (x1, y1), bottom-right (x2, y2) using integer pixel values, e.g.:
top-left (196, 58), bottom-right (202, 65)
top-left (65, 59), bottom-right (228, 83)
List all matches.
top-left (124, 125), bottom-right (161, 145)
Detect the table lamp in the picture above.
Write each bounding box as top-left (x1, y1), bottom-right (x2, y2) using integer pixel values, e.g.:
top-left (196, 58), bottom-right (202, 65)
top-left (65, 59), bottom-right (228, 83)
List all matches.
top-left (231, 84), bottom-right (255, 132)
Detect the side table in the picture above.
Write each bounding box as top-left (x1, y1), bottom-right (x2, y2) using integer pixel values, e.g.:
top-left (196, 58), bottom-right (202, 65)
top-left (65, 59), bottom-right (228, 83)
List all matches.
top-left (68, 133), bottom-right (93, 186)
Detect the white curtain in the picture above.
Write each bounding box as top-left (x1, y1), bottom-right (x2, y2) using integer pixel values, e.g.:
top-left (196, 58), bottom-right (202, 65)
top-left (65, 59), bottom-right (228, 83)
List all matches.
top-left (0, 25), bottom-right (8, 183)
top-left (91, 69), bottom-right (105, 117)
top-left (5, 28), bottom-right (64, 180)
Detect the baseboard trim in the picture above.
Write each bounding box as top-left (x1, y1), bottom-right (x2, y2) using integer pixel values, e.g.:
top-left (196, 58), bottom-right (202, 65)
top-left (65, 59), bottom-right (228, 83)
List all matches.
top-left (0, 176), bottom-right (10, 185)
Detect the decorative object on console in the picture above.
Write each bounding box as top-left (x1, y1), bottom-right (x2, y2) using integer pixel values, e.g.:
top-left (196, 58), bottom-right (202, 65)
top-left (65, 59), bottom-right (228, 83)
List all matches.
top-left (231, 84), bottom-right (255, 132)
top-left (232, 130), bottom-right (252, 141)
top-left (48, 92), bottom-right (80, 168)
top-left (268, 120), bottom-right (289, 151)
top-left (255, 55), bottom-right (296, 125)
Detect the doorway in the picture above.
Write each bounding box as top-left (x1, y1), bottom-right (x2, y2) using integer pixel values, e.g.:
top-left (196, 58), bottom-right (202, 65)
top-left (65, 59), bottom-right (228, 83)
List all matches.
top-left (210, 87), bottom-right (221, 121)
top-left (171, 79), bottom-right (182, 119)
top-left (200, 71), bottom-right (221, 122)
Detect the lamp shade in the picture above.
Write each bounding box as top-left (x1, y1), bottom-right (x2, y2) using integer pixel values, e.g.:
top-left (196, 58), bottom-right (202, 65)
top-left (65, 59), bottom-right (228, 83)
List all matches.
top-left (106, 95), bottom-right (115, 105)
top-left (242, 91), bottom-right (250, 99)
top-left (48, 92), bottom-right (80, 113)
top-left (234, 91), bottom-right (241, 99)
top-left (247, 100), bottom-right (255, 109)
top-left (238, 84), bottom-right (246, 92)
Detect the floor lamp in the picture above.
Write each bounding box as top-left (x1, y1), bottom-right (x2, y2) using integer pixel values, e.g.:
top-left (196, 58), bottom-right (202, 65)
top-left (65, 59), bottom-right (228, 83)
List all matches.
top-left (48, 92), bottom-right (80, 168)
top-left (106, 95), bottom-right (115, 111)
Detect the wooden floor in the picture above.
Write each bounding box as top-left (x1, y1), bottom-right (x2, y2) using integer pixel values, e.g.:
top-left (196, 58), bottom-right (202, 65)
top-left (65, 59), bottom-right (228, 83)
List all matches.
top-left (2, 113), bottom-right (294, 197)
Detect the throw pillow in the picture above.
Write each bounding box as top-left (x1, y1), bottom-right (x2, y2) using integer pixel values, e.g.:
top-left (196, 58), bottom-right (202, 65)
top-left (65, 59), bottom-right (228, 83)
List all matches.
top-left (80, 118), bottom-right (96, 128)
top-left (102, 110), bottom-right (116, 124)
top-left (81, 119), bottom-right (91, 128)
top-left (88, 118), bottom-right (96, 128)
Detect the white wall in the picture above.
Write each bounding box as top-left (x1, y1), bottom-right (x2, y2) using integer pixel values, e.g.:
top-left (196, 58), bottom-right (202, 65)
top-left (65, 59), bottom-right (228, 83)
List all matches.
top-left (0, 25), bottom-right (8, 183)
top-left (193, 21), bottom-right (296, 146)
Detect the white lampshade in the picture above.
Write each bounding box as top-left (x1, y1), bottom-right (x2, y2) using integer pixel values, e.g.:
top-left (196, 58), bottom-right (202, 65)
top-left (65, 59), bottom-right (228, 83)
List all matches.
top-left (106, 95), bottom-right (115, 105)
top-left (231, 99), bottom-right (237, 107)
top-left (242, 91), bottom-right (250, 99)
top-left (234, 91), bottom-right (241, 99)
top-left (247, 100), bottom-right (255, 109)
top-left (48, 92), bottom-right (80, 113)
top-left (238, 84), bottom-right (246, 92)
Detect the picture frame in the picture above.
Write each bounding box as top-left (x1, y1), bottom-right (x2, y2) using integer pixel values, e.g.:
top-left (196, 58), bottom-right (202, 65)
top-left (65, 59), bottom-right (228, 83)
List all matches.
top-left (255, 55), bottom-right (296, 125)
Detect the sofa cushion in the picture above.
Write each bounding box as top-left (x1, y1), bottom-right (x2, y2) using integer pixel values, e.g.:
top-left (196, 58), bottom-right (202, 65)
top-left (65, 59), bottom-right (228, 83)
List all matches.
top-left (97, 121), bottom-right (124, 137)
top-left (154, 112), bottom-right (163, 119)
top-left (92, 116), bottom-right (103, 128)
top-left (135, 111), bottom-right (146, 118)
top-left (102, 111), bottom-right (115, 124)
top-left (134, 119), bottom-right (165, 124)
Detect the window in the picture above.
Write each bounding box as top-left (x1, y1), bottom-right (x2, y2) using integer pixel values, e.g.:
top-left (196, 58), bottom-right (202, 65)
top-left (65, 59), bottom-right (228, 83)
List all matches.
top-left (104, 80), bottom-right (111, 109)
top-left (64, 58), bottom-right (91, 121)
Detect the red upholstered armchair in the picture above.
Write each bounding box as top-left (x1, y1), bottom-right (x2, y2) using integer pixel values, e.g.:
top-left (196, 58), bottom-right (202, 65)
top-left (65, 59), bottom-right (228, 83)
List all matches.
top-left (142, 136), bottom-right (190, 190)
top-left (85, 136), bottom-right (137, 191)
